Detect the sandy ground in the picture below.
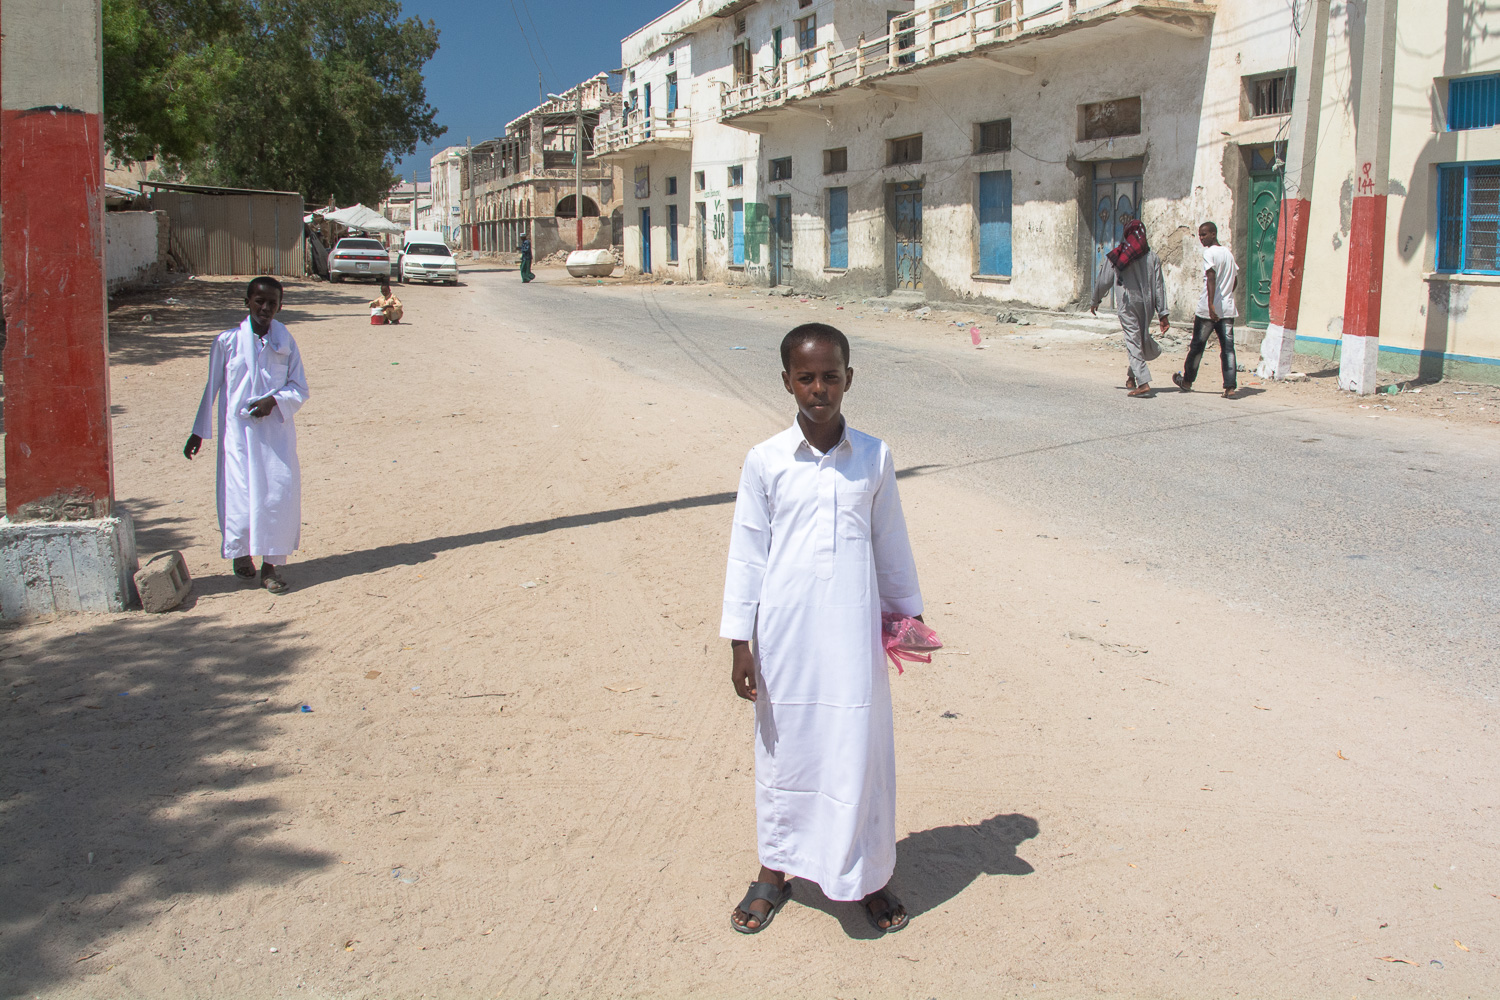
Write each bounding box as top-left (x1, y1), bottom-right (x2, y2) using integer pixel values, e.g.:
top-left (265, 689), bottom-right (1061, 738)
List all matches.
top-left (1, 270), bottom-right (1497, 999)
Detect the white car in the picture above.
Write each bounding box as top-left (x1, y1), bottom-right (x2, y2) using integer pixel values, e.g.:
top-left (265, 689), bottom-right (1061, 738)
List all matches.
top-left (399, 236), bottom-right (459, 285)
top-left (328, 237), bottom-right (392, 283)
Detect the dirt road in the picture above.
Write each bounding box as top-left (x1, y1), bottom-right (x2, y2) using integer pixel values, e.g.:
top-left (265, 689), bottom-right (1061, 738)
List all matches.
top-left (1, 269), bottom-right (1496, 999)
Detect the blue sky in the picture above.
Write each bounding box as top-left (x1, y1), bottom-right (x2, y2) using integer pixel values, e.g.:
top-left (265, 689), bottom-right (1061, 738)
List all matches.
top-left (392, 0), bottom-right (671, 182)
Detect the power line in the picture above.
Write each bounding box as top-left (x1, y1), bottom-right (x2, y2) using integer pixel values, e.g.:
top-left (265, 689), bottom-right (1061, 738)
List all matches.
top-left (519, 0), bottom-right (560, 85)
top-left (508, 0), bottom-right (548, 90)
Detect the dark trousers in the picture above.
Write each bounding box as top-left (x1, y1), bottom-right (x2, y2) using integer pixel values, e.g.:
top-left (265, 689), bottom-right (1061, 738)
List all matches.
top-left (520, 253), bottom-right (534, 283)
top-left (1184, 316), bottom-right (1237, 389)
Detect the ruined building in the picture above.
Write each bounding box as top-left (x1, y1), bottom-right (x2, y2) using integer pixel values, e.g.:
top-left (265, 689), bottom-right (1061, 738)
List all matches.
top-left (460, 75), bottom-right (625, 258)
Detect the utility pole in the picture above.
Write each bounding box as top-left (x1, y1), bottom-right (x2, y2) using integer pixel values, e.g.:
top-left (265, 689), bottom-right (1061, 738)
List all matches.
top-left (411, 171), bottom-right (417, 229)
top-left (1339, 0), bottom-right (1400, 394)
top-left (575, 86), bottom-right (585, 251)
top-left (465, 135), bottom-right (472, 252)
top-left (1257, 0), bottom-right (1330, 381)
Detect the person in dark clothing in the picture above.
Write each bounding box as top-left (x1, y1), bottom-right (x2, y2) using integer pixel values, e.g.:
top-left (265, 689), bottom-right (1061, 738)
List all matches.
top-left (519, 232), bottom-right (534, 283)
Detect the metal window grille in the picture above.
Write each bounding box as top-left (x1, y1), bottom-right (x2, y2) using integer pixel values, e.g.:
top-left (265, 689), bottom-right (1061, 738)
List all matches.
top-left (824, 147), bottom-right (848, 174)
top-left (771, 158), bottom-right (792, 181)
top-left (1448, 74), bottom-right (1500, 131)
top-left (888, 134), bottom-right (923, 165)
top-left (1437, 162), bottom-right (1500, 273)
top-left (976, 119), bottom-right (1012, 154)
top-left (1250, 73), bottom-right (1294, 118)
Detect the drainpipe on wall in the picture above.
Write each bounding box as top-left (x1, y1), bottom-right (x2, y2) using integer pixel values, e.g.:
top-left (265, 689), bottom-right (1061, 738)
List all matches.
top-left (1339, 0), bottom-right (1400, 394)
top-left (1258, 0), bottom-right (1330, 381)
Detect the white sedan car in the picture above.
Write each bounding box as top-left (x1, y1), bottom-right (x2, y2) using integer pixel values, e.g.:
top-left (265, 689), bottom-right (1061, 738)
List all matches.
top-left (399, 240), bottom-right (459, 285)
top-left (328, 237), bottom-right (392, 283)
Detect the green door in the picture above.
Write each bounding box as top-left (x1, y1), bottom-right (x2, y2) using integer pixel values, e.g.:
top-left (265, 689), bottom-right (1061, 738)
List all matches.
top-left (1246, 174), bottom-right (1280, 328)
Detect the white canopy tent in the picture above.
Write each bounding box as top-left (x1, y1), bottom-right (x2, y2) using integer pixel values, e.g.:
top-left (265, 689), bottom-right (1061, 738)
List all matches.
top-left (303, 203), bottom-right (404, 235)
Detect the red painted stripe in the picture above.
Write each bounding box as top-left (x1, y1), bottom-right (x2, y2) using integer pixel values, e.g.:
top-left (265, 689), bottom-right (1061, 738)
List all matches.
top-left (1343, 195), bottom-right (1387, 339)
top-left (1, 107), bottom-right (113, 515)
top-left (1269, 197), bottom-right (1311, 330)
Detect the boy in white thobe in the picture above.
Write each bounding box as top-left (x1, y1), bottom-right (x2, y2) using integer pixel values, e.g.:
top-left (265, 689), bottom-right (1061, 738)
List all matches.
top-left (723, 324), bottom-right (924, 935)
top-left (184, 277), bottom-right (309, 592)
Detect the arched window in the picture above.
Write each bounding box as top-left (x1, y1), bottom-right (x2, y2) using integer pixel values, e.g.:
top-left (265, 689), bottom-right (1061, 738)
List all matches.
top-left (555, 195), bottom-right (600, 219)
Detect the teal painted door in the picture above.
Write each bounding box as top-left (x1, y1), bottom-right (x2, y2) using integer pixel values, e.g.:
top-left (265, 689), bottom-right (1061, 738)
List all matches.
top-left (772, 195), bottom-right (792, 285)
top-left (640, 208), bottom-right (651, 273)
top-left (893, 182), bottom-right (923, 290)
top-left (1247, 175), bottom-right (1280, 327)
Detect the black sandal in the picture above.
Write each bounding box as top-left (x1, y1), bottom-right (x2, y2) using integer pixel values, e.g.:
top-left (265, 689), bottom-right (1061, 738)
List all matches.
top-left (730, 880), bottom-right (792, 935)
top-left (862, 888), bottom-right (909, 933)
top-left (232, 556), bottom-right (257, 580)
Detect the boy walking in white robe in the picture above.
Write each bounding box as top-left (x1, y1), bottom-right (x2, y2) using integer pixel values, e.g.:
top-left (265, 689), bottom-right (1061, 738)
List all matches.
top-left (184, 277), bottom-right (309, 592)
top-left (722, 323), bottom-right (924, 935)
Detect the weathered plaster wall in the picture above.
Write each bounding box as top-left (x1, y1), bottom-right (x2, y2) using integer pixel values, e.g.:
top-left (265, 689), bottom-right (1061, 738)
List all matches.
top-left (105, 210), bottom-right (165, 291)
top-left (1294, 1), bottom-right (1500, 379)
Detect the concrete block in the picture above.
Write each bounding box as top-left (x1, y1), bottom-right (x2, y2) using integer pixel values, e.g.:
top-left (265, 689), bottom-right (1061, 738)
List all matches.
top-left (0, 510), bottom-right (138, 620)
top-left (134, 550), bottom-right (191, 613)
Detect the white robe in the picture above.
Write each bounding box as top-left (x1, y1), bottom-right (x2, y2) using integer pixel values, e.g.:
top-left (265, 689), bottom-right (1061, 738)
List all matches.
top-left (721, 421), bottom-right (923, 901)
top-left (190, 317), bottom-right (309, 560)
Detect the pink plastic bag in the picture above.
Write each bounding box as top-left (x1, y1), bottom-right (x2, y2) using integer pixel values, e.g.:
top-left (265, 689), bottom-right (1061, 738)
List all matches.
top-left (882, 613), bottom-right (942, 674)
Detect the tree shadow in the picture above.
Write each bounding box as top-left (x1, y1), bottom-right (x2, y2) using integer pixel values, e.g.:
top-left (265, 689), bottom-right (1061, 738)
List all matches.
top-left (120, 496), bottom-right (198, 556)
top-left (0, 611), bottom-right (330, 995)
top-left (290, 466), bottom-right (944, 589)
top-left (790, 812), bottom-right (1039, 939)
top-left (108, 281), bottom-right (371, 368)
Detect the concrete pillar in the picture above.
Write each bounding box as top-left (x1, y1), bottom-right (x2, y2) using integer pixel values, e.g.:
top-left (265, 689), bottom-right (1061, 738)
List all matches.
top-left (0, 0), bottom-right (137, 618)
top-left (1258, 0), bottom-right (1330, 381)
top-left (1338, 0), bottom-right (1400, 394)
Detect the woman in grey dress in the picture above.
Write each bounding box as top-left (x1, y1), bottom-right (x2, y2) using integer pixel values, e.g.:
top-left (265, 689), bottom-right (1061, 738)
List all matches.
top-left (1090, 220), bottom-right (1171, 397)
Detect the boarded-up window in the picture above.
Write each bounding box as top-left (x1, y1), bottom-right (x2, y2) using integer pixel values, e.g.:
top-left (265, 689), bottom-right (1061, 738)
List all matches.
top-left (977, 171), bottom-right (1012, 276)
top-left (733, 42), bottom-right (752, 85)
top-left (976, 119), bottom-right (1011, 154)
top-left (824, 147), bottom-right (848, 174)
top-left (827, 187), bottom-right (849, 268)
top-left (888, 134), bottom-right (923, 165)
top-left (1080, 97), bottom-right (1142, 140)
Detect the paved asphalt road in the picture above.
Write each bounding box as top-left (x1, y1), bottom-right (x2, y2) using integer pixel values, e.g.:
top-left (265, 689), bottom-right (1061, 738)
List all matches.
top-left (467, 268), bottom-right (1500, 695)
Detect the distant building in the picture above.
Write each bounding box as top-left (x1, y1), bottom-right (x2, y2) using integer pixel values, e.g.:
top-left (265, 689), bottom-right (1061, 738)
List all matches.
top-left (460, 74), bottom-right (625, 258)
top-left (427, 146), bottom-right (466, 241)
top-left (380, 179), bottom-right (431, 232)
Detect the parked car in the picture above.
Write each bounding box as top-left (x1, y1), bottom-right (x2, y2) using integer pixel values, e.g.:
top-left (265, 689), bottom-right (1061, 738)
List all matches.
top-left (398, 231), bottom-right (459, 285)
top-left (328, 236), bottom-right (392, 283)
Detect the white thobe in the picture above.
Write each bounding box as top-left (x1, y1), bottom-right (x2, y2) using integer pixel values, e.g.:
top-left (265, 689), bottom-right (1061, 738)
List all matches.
top-left (190, 317), bottom-right (309, 560)
top-left (721, 421), bottom-right (923, 901)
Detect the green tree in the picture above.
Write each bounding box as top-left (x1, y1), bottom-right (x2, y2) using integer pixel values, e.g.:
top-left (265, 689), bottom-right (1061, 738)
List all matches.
top-left (103, 0), bottom-right (444, 205)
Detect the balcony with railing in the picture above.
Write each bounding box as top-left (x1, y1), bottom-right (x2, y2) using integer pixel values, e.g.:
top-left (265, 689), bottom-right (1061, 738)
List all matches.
top-left (595, 110), bottom-right (694, 158)
top-left (719, 0), bottom-right (1214, 127)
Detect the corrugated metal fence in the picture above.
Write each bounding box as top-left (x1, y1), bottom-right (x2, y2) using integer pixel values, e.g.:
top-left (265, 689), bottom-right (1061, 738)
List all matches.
top-left (143, 182), bottom-right (305, 276)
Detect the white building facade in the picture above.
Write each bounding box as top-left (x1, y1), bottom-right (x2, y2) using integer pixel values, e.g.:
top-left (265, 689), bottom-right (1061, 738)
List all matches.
top-left (606, 0), bottom-right (1500, 382)
top-left (427, 146), bottom-right (466, 243)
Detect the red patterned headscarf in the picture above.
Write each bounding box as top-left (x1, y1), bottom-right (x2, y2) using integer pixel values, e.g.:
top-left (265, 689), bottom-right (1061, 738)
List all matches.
top-left (1107, 220), bottom-right (1148, 271)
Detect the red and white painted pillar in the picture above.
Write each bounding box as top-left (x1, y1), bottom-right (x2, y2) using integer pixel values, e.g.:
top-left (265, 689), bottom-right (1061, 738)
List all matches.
top-left (2, 0), bottom-right (114, 519)
top-left (0, 0), bottom-right (137, 619)
top-left (1258, 0), bottom-right (1330, 381)
top-left (1339, 0), bottom-right (1400, 394)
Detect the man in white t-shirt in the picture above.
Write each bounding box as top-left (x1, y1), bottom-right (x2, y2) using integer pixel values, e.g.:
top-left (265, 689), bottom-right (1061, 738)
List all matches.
top-left (1173, 222), bottom-right (1240, 399)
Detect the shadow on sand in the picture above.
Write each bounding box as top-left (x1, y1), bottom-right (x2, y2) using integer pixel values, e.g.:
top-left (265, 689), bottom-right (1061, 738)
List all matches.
top-left (789, 812), bottom-right (1039, 939)
top-left (0, 610), bottom-right (331, 995)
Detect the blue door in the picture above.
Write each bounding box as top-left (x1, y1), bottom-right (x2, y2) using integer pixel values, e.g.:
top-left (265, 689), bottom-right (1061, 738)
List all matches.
top-left (978, 171), bottom-right (1013, 276)
top-left (640, 207), bottom-right (651, 273)
top-left (667, 74), bottom-right (678, 113)
top-left (827, 187), bottom-right (849, 268)
top-left (730, 199), bottom-right (745, 265)
top-left (668, 204), bottom-right (679, 261)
